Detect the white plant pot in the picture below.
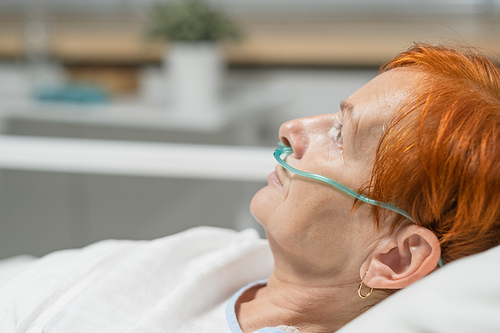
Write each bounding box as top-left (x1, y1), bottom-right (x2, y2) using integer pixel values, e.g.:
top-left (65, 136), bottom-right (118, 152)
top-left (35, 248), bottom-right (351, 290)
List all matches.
top-left (165, 42), bottom-right (225, 116)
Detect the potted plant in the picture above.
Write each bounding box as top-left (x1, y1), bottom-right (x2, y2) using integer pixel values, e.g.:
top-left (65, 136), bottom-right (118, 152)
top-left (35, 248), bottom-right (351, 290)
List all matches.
top-left (147, 0), bottom-right (241, 116)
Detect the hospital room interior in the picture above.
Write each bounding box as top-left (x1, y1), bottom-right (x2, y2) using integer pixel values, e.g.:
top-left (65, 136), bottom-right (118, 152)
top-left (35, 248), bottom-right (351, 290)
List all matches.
top-left (0, 0), bottom-right (499, 261)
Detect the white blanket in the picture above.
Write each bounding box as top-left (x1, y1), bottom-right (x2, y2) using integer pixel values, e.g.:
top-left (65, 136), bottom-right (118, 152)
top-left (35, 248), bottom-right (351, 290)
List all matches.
top-left (2, 226), bottom-right (499, 333)
top-left (0, 227), bottom-right (274, 333)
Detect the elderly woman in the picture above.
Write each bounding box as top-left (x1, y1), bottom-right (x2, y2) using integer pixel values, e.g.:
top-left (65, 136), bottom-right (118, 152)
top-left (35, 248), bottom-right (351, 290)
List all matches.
top-left (1, 44), bottom-right (500, 333)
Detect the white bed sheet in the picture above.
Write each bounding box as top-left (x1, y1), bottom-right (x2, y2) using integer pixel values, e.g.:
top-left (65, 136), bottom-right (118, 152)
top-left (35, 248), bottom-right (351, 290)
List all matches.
top-left (0, 227), bottom-right (274, 333)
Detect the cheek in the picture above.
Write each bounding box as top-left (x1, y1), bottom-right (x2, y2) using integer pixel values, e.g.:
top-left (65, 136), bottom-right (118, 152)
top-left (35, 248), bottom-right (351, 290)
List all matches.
top-left (273, 181), bottom-right (355, 235)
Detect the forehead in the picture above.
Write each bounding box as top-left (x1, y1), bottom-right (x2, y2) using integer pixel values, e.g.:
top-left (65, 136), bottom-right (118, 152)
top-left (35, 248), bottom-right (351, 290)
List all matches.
top-left (345, 68), bottom-right (422, 122)
top-left (342, 68), bottom-right (423, 162)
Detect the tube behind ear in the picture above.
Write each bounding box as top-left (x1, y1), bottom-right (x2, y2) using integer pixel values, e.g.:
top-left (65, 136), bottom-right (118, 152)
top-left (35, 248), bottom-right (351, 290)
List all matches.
top-left (361, 224), bottom-right (441, 289)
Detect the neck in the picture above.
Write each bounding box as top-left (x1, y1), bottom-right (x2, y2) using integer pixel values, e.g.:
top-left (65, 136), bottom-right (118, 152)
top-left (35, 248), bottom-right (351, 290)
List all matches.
top-left (236, 270), bottom-right (382, 333)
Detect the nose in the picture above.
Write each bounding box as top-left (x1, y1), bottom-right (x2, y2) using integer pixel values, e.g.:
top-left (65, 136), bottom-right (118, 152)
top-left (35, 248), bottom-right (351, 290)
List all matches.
top-left (279, 114), bottom-right (336, 159)
top-left (279, 117), bottom-right (309, 159)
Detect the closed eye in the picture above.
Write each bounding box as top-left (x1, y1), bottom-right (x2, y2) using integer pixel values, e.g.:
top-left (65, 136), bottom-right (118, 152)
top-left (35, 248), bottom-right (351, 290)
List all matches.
top-left (330, 121), bottom-right (343, 145)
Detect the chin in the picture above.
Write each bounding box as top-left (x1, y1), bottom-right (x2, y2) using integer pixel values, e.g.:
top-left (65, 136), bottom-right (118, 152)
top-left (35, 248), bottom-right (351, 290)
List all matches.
top-left (249, 186), bottom-right (270, 227)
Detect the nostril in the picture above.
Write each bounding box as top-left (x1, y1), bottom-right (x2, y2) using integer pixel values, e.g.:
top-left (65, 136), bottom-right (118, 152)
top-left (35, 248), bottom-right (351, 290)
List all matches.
top-left (278, 118), bottom-right (307, 159)
top-left (280, 136), bottom-right (291, 147)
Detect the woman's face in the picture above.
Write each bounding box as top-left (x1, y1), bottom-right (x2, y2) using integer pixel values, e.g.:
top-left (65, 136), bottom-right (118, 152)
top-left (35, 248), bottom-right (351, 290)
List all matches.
top-left (250, 68), bottom-right (421, 277)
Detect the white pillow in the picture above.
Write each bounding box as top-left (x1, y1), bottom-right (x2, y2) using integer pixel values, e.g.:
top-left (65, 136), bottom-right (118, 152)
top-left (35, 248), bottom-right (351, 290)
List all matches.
top-left (338, 245), bottom-right (500, 333)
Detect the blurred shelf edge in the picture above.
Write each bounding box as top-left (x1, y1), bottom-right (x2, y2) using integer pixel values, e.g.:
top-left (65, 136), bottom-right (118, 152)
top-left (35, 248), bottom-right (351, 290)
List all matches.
top-left (1, 13), bottom-right (500, 67)
top-left (0, 81), bottom-right (287, 133)
top-left (0, 135), bottom-right (276, 181)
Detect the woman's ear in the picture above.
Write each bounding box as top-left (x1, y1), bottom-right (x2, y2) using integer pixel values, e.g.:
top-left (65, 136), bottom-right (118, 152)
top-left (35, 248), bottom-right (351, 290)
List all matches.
top-left (361, 224), bottom-right (441, 289)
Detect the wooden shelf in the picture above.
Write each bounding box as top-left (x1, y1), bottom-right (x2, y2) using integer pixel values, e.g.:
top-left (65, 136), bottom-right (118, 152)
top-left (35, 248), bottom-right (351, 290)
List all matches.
top-left (1, 13), bottom-right (500, 66)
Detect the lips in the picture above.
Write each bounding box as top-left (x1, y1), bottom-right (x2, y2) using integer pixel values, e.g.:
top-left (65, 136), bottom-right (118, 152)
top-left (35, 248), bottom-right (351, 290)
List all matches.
top-left (268, 166), bottom-right (283, 187)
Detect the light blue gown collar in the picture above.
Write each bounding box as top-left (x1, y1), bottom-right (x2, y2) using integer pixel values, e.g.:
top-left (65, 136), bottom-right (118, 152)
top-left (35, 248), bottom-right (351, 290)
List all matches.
top-left (226, 279), bottom-right (288, 333)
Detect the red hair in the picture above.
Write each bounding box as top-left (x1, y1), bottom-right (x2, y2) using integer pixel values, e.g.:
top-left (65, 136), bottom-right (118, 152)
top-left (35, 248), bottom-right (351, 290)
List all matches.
top-left (368, 44), bottom-right (500, 264)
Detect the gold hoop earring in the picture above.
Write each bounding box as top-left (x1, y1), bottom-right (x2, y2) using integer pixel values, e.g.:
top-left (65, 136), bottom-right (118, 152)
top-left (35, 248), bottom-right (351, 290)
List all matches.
top-left (357, 270), bottom-right (374, 299)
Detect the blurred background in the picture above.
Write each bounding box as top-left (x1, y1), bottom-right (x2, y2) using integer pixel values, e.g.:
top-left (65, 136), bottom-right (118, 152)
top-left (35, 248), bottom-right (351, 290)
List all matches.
top-left (0, 0), bottom-right (499, 259)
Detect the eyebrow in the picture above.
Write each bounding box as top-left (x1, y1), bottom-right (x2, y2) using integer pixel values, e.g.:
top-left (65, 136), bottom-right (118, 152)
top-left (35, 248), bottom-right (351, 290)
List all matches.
top-left (340, 100), bottom-right (354, 119)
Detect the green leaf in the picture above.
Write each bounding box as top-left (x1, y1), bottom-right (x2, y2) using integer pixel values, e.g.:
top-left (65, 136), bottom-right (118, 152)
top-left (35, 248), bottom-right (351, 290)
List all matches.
top-left (146, 0), bottom-right (242, 42)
